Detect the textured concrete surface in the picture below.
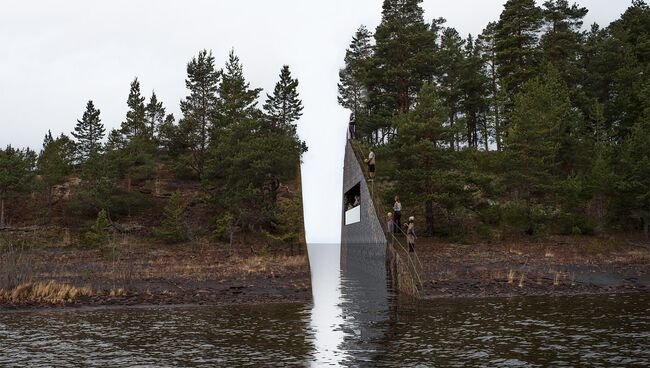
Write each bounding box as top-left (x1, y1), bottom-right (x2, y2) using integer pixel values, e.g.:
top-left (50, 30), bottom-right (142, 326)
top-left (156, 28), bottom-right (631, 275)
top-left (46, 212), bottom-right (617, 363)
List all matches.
top-left (341, 141), bottom-right (387, 279)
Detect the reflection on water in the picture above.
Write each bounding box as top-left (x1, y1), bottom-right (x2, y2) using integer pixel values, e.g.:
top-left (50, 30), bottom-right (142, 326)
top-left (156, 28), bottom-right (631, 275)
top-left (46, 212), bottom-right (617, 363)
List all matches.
top-left (0, 243), bottom-right (648, 367)
top-left (308, 243), bottom-right (346, 366)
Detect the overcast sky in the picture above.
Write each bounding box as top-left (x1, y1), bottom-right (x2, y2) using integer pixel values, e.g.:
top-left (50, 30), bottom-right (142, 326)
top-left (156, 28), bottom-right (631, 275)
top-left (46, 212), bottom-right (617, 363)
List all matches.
top-left (0, 0), bottom-right (631, 243)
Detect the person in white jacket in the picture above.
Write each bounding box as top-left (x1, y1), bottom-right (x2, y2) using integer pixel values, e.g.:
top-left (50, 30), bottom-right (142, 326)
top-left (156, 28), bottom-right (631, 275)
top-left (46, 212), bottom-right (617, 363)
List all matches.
top-left (364, 150), bottom-right (375, 180)
top-left (407, 216), bottom-right (416, 253)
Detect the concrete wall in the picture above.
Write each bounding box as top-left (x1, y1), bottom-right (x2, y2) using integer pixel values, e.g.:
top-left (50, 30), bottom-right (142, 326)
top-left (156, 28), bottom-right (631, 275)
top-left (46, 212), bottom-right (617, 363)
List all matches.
top-left (341, 141), bottom-right (387, 279)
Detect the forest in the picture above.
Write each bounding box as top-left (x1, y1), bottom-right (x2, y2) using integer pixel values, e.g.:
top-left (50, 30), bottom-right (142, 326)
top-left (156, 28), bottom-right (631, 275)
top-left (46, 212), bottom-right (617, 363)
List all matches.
top-left (0, 50), bottom-right (306, 250)
top-left (339, 0), bottom-right (650, 241)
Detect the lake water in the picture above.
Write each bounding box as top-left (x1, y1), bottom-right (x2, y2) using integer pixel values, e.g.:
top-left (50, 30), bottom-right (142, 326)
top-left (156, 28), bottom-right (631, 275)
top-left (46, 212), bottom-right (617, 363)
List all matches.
top-left (0, 243), bottom-right (648, 367)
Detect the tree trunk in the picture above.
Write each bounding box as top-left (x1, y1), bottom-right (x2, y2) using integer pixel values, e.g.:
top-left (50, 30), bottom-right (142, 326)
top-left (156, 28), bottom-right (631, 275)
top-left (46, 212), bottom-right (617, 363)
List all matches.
top-left (47, 185), bottom-right (53, 211)
top-left (0, 198), bottom-right (4, 227)
top-left (127, 167), bottom-right (132, 192)
top-left (425, 199), bottom-right (434, 236)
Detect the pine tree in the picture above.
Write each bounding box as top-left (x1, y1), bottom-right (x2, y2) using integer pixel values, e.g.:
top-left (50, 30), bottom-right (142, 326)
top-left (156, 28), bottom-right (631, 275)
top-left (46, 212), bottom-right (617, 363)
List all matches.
top-left (437, 27), bottom-right (466, 150)
top-left (83, 208), bottom-right (111, 248)
top-left (217, 50), bottom-right (262, 131)
top-left (155, 191), bottom-right (189, 243)
top-left (264, 65), bottom-right (303, 132)
top-left (179, 49), bottom-right (221, 178)
top-left (368, 0), bottom-right (435, 141)
top-left (478, 22), bottom-right (505, 151)
top-left (612, 99), bottom-right (650, 239)
top-left (0, 146), bottom-right (35, 227)
top-left (145, 91), bottom-right (166, 142)
top-left (111, 78), bottom-right (156, 192)
top-left (121, 78), bottom-right (147, 140)
top-left (393, 83), bottom-right (458, 235)
top-left (541, 0), bottom-right (588, 84)
top-left (495, 0), bottom-right (543, 96)
top-left (338, 25), bottom-right (373, 116)
top-left (72, 100), bottom-right (104, 163)
top-left (37, 131), bottom-right (74, 210)
top-left (461, 35), bottom-right (490, 150)
top-left (600, 1), bottom-right (650, 140)
top-left (506, 66), bottom-right (574, 214)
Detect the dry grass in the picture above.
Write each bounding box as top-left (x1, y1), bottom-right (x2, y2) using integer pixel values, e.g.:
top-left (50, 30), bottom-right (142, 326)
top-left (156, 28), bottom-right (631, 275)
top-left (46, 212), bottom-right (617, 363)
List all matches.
top-left (553, 272), bottom-right (561, 286)
top-left (0, 281), bottom-right (93, 304)
top-left (109, 288), bottom-right (126, 297)
top-left (0, 243), bottom-right (33, 291)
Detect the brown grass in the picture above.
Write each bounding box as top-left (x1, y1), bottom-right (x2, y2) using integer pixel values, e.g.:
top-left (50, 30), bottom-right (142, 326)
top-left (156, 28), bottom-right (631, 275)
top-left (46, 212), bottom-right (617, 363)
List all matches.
top-left (0, 281), bottom-right (93, 304)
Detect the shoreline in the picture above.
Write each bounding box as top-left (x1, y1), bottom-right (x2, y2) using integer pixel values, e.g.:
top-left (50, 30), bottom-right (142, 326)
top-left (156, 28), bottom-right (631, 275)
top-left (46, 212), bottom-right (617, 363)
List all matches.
top-left (0, 241), bottom-right (311, 310)
top-left (413, 236), bottom-right (649, 300)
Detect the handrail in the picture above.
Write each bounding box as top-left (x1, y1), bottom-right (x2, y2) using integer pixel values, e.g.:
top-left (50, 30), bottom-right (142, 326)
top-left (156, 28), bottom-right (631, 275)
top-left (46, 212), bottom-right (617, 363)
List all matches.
top-left (348, 139), bottom-right (423, 292)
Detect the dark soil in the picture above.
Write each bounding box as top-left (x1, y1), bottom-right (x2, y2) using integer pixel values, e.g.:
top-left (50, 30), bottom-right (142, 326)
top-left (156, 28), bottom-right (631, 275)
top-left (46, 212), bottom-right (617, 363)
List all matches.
top-left (0, 240), bottom-right (311, 309)
top-left (411, 235), bottom-right (650, 299)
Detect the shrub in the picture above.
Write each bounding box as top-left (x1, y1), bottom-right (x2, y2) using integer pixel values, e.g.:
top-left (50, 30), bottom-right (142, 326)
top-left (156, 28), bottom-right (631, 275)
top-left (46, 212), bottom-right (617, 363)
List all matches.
top-left (82, 209), bottom-right (111, 248)
top-left (155, 191), bottom-right (189, 244)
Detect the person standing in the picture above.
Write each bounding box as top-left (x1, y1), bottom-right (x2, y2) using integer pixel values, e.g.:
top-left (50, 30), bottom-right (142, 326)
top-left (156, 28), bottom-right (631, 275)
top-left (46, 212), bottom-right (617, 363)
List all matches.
top-left (348, 112), bottom-right (356, 139)
top-left (407, 216), bottom-right (416, 253)
top-left (393, 196), bottom-right (402, 233)
top-left (387, 212), bottom-right (395, 233)
top-left (364, 149), bottom-right (375, 180)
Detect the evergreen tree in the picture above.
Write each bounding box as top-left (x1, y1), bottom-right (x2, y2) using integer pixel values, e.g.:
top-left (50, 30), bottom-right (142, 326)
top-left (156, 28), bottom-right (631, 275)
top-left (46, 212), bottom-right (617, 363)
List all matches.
top-left (541, 0), bottom-right (588, 84)
top-left (217, 50), bottom-right (262, 132)
top-left (158, 113), bottom-right (182, 155)
top-left (437, 27), bottom-right (466, 150)
top-left (155, 191), bottom-right (189, 243)
top-left (367, 0), bottom-right (435, 141)
top-left (461, 35), bottom-right (490, 150)
top-left (145, 91), bottom-right (166, 142)
top-left (119, 78), bottom-right (148, 141)
top-left (617, 116), bottom-right (650, 239)
top-left (601, 1), bottom-right (650, 140)
top-left (478, 22), bottom-right (505, 150)
top-left (72, 100), bottom-right (104, 163)
top-left (82, 208), bottom-right (111, 248)
top-left (112, 78), bottom-right (156, 192)
top-left (495, 0), bottom-right (543, 97)
top-left (206, 51), bottom-right (305, 238)
top-left (37, 131), bottom-right (75, 210)
top-left (264, 65), bottom-right (303, 131)
top-left (179, 49), bottom-right (220, 178)
top-left (392, 83), bottom-right (462, 235)
top-left (338, 25), bottom-right (373, 117)
top-left (506, 66), bottom-right (575, 228)
top-left (0, 146), bottom-right (35, 227)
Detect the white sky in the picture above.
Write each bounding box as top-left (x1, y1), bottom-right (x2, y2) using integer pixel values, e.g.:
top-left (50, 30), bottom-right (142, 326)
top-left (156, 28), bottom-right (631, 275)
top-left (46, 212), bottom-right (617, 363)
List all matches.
top-left (0, 0), bottom-right (631, 243)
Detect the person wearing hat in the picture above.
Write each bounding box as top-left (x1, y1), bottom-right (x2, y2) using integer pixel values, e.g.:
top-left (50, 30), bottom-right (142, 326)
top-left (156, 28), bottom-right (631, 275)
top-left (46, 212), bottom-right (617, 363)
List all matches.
top-left (406, 216), bottom-right (416, 253)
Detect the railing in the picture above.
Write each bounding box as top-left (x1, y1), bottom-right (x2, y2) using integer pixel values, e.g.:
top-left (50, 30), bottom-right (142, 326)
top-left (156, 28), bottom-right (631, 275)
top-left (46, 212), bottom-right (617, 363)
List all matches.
top-left (348, 139), bottom-right (423, 295)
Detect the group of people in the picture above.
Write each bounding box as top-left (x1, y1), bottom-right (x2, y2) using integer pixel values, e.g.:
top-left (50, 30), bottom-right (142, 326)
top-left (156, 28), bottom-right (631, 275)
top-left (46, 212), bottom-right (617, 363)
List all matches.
top-left (387, 196), bottom-right (416, 253)
top-left (345, 194), bottom-right (360, 211)
top-left (349, 113), bottom-right (415, 253)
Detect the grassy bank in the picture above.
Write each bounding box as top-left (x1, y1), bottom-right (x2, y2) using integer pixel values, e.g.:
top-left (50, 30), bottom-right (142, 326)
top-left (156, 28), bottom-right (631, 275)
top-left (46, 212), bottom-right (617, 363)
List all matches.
top-left (0, 236), bottom-right (310, 309)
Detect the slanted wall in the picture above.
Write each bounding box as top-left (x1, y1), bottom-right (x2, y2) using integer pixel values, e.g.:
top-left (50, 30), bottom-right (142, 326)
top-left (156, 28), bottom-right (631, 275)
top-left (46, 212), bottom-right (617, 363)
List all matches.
top-left (341, 141), bottom-right (387, 279)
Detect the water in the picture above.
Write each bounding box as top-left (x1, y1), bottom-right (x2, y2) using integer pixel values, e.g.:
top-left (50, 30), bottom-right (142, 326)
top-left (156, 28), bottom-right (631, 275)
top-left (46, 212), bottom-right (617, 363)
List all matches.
top-left (0, 244), bottom-right (648, 367)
